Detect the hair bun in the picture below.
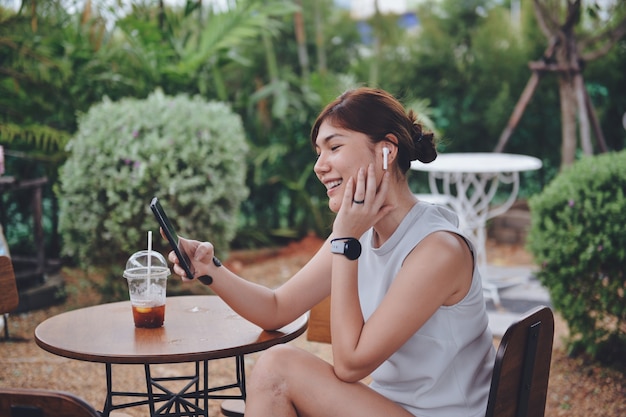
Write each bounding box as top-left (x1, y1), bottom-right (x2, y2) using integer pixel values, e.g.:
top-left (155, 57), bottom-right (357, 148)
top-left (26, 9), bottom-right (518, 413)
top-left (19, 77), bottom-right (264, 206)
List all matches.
top-left (411, 123), bottom-right (437, 163)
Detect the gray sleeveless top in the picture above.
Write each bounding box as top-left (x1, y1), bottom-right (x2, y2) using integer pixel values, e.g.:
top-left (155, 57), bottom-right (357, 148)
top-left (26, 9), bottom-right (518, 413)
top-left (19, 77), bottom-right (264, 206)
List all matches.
top-left (358, 201), bottom-right (495, 417)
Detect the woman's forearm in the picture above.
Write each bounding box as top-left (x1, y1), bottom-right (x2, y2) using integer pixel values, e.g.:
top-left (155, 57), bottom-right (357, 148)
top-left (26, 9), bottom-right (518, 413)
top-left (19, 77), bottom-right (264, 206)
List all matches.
top-left (200, 265), bottom-right (288, 330)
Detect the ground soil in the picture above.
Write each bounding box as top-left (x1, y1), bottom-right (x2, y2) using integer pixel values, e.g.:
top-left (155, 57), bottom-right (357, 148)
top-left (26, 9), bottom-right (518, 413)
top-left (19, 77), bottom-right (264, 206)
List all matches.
top-left (1, 236), bottom-right (624, 416)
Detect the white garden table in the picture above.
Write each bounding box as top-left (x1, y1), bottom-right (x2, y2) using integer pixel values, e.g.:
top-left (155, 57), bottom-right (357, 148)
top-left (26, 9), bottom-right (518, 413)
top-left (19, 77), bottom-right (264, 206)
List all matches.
top-left (411, 153), bottom-right (542, 305)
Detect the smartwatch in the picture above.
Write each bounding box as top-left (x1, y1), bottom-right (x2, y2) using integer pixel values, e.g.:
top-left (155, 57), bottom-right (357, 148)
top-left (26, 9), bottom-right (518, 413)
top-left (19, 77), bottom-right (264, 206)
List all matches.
top-left (330, 238), bottom-right (362, 260)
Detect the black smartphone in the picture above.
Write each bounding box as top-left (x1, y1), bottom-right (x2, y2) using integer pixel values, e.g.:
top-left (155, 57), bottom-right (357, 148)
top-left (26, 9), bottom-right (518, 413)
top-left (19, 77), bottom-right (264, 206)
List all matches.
top-left (149, 197), bottom-right (195, 279)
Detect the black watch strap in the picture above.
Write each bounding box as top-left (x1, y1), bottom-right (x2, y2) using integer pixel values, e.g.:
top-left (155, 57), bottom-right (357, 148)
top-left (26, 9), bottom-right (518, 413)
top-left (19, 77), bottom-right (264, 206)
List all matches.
top-left (198, 275), bottom-right (213, 285)
top-left (330, 237), bottom-right (362, 260)
top-left (197, 256), bottom-right (222, 286)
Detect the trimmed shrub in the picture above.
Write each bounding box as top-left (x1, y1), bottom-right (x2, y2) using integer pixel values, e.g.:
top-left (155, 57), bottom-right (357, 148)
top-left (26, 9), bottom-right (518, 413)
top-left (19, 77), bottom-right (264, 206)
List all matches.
top-left (57, 89), bottom-right (249, 271)
top-left (527, 150), bottom-right (626, 361)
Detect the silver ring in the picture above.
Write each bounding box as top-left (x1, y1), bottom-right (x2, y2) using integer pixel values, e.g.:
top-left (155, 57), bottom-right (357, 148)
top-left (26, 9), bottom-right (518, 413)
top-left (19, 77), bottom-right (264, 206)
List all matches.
top-left (353, 199), bottom-right (365, 204)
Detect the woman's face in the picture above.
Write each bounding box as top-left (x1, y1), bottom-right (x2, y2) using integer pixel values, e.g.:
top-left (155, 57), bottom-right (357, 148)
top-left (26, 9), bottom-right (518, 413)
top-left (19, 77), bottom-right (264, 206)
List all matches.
top-left (313, 121), bottom-right (376, 212)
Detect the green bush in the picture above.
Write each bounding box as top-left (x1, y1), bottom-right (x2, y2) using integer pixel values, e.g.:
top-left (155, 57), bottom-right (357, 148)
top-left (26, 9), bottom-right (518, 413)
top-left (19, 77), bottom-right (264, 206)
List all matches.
top-left (57, 89), bottom-right (249, 270)
top-left (527, 150), bottom-right (626, 361)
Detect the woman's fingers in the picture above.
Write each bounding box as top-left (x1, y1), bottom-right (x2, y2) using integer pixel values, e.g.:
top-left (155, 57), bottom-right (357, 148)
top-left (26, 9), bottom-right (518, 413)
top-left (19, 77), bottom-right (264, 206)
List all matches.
top-left (193, 241), bottom-right (215, 262)
top-left (342, 176), bottom-right (355, 207)
top-left (374, 170), bottom-right (391, 206)
top-left (166, 238), bottom-right (215, 281)
top-left (335, 164), bottom-right (394, 237)
top-left (352, 167), bottom-right (366, 205)
top-left (364, 163), bottom-right (377, 204)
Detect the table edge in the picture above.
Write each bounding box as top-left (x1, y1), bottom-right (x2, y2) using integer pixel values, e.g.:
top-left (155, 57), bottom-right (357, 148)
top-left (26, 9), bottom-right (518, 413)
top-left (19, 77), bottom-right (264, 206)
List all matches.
top-left (34, 296), bottom-right (309, 364)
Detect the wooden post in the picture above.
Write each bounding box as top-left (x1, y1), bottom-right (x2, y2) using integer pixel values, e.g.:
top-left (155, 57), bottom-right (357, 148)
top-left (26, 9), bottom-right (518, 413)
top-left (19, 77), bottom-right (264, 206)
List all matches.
top-left (494, 71), bottom-right (541, 153)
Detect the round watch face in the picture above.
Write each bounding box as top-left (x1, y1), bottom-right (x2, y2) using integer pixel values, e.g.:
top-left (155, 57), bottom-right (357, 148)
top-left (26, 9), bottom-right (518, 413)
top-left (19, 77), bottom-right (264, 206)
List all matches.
top-left (344, 239), bottom-right (362, 260)
top-left (331, 238), bottom-right (362, 260)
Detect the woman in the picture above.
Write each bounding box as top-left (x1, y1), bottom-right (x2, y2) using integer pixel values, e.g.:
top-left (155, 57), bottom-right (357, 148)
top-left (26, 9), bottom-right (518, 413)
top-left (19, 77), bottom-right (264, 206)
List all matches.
top-left (169, 87), bottom-right (495, 417)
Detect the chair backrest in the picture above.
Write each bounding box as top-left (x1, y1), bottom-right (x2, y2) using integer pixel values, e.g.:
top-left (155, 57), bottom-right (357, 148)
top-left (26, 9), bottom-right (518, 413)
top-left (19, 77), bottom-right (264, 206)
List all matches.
top-left (0, 255), bottom-right (19, 314)
top-left (485, 306), bottom-right (554, 417)
top-left (0, 388), bottom-right (101, 417)
top-left (307, 295), bottom-right (331, 343)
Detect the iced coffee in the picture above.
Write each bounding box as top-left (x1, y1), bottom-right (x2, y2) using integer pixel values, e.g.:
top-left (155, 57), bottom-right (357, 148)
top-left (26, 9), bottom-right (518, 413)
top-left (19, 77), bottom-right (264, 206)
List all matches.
top-left (123, 249), bottom-right (170, 328)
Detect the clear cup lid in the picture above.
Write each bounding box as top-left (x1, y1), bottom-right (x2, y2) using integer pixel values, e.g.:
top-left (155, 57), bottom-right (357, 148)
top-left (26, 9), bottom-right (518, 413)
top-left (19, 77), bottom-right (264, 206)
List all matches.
top-left (123, 250), bottom-right (171, 279)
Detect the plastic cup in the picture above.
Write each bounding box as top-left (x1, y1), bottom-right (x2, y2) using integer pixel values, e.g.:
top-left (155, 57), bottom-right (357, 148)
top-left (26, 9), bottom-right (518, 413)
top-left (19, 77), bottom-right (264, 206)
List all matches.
top-left (123, 250), bottom-right (171, 328)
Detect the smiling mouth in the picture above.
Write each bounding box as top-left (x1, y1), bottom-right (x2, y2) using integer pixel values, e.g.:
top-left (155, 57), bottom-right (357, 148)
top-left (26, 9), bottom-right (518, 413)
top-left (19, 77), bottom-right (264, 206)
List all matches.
top-left (325, 180), bottom-right (342, 191)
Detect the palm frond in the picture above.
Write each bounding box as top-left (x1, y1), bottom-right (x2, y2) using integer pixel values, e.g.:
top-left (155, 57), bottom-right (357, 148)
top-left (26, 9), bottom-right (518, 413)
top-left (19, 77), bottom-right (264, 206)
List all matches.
top-left (177, 0), bottom-right (298, 73)
top-left (0, 123), bottom-right (70, 153)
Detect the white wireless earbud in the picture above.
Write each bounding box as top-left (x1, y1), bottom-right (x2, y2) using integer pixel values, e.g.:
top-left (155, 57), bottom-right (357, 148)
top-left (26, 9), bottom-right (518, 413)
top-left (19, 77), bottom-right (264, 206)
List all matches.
top-left (383, 147), bottom-right (390, 170)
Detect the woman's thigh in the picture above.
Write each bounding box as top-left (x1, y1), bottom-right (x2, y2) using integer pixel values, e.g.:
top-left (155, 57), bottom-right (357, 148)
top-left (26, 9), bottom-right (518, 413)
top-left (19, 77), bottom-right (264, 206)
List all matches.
top-left (246, 344), bottom-right (413, 417)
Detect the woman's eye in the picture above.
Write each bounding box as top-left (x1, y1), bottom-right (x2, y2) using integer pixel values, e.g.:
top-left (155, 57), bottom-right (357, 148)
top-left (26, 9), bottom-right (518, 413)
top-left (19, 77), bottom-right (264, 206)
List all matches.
top-left (331, 145), bottom-right (341, 151)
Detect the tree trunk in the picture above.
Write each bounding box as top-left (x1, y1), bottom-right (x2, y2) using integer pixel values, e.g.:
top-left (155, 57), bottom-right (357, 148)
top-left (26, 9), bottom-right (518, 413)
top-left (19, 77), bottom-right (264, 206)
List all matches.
top-left (567, 31), bottom-right (593, 156)
top-left (502, 0), bottom-right (621, 166)
top-left (313, 0), bottom-right (327, 75)
top-left (293, 1), bottom-right (310, 79)
top-left (583, 87), bottom-right (609, 152)
top-left (574, 72), bottom-right (593, 155)
top-left (559, 76), bottom-right (578, 167)
top-left (369, 2), bottom-right (383, 87)
top-left (30, 0), bottom-right (37, 32)
top-left (158, 0), bottom-right (165, 32)
top-left (262, 30), bottom-right (279, 83)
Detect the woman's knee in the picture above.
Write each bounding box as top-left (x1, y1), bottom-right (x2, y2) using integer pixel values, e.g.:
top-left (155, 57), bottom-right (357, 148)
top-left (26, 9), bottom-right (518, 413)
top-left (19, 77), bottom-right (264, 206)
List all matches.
top-left (248, 345), bottom-right (304, 397)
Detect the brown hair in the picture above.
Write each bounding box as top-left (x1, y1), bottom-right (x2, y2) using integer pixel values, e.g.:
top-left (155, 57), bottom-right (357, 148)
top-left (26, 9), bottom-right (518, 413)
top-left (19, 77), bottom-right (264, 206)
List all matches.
top-left (310, 87), bottom-right (437, 173)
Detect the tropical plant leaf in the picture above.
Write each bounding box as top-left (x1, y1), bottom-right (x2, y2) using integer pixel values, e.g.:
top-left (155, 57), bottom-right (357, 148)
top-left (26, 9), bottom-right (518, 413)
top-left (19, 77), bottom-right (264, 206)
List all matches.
top-left (0, 123), bottom-right (70, 153)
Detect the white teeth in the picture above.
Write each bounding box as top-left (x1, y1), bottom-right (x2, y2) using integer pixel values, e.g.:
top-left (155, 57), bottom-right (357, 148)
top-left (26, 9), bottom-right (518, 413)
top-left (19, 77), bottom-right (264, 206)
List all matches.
top-left (326, 180), bottom-right (342, 190)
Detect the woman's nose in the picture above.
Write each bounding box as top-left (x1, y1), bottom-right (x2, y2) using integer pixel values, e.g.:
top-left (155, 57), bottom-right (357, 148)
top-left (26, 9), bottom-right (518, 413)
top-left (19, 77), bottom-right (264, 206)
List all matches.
top-left (314, 153), bottom-right (329, 176)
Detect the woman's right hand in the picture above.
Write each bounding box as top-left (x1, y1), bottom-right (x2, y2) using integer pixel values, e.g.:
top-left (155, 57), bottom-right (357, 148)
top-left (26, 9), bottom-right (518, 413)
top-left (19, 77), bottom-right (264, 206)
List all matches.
top-left (161, 229), bottom-right (216, 281)
top-left (332, 164), bottom-right (393, 238)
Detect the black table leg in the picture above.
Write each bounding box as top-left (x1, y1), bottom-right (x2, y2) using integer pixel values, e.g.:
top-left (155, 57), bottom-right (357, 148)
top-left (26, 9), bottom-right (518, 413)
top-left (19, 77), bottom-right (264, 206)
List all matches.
top-left (99, 357), bottom-right (247, 417)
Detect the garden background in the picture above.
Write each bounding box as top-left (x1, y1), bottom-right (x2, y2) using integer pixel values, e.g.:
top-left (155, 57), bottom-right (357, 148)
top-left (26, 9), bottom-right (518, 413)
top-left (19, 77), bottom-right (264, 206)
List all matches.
top-left (0, 0), bottom-right (625, 414)
top-left (2, 0), bottom-right (625, 261)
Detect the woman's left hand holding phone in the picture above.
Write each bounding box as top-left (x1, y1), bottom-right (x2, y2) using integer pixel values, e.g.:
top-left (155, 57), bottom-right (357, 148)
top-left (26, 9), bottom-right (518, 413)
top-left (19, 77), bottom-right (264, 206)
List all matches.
top-left (159, 229), bottom-right (215, 281)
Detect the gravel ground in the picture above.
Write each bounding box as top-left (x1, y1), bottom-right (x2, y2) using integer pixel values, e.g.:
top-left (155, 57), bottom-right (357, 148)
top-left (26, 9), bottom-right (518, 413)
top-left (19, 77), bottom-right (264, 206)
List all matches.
top-left (1, 236), bottom-right (624, 416)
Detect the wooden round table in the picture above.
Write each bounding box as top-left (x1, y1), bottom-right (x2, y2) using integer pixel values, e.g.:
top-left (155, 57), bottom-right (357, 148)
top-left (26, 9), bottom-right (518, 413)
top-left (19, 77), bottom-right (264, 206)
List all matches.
top-left (35, 295), bottom-right (308, 417)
